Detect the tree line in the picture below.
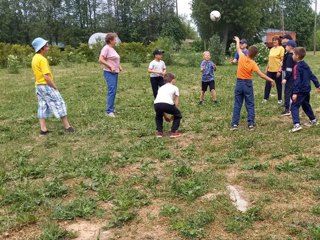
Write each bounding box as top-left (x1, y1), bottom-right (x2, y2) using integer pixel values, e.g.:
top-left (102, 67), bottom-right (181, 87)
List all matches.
top-left (0, 0), bottom-right (192, 46)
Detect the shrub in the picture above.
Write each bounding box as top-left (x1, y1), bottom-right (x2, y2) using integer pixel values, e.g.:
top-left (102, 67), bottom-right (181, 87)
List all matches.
top-left (7, 55), bottom-right (20, 74)
top-left (47, 46), bottom-right (62, 66)
top-left (76, 43), bottom-right (95, 62)
top-left (191, 40), bottom-right (205, 52)
top-left (208, 34), bottom-right (225, 65)
top-left (117, 42), bottom-right (148, 63)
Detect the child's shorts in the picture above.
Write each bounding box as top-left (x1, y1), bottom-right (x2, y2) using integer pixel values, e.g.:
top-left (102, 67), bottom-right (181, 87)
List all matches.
top-left (202, 80), bottom-right (215, 91)
top-left (36, 85), bottom-right (67, 119)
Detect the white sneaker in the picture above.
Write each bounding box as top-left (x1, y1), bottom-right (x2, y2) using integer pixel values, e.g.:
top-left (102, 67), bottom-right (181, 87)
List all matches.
top-left (290, 124), bottom-right (302, 133)
top-left (278, 100), bottom-right (283, 105)
top-left (107, 112), bottom-right (116, 117)
top-left (304, 119), bottom-right (318, 127)
top-left (262, 99), bottom-right (268, 103)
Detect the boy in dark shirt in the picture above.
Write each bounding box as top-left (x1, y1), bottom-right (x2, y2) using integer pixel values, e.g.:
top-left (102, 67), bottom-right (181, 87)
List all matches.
top-left (281, 40), bottom-right (296, 116)
top-left (290, 47), bottom-right (320, 132)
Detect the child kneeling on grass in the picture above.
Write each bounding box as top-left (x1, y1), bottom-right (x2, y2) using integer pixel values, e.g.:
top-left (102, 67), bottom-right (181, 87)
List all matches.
top-left (154, 73), bottom-right (182, 138)
top-left (31, 37), bottom-right (74, 135)
top-left (231, 36), bottom-right (275, 131)
top-left (289, 47), bottom-right (320, 133)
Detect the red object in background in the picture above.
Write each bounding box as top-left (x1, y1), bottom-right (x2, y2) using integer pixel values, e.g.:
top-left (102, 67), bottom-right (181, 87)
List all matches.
top-left (265, 31), bottom-right (296, 48)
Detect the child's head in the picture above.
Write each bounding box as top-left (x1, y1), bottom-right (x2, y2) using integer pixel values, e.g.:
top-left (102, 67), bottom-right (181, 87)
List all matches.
top-left (164, 73), bottom-right (176, 84)
top-left (240, 39), bottom-right (248, 50)
top-left (153, 49), bottom-right (164, 60)
top-left (247, 46), bottom-right (258, 59)
top-left (203, 51), bottom-right (211, 61)
top-left (32, 37), bottom-right (49, 54)
top-left (285, 40), bottom-right (296, 52)
top-left (293, 47), bottom-right (306, 62)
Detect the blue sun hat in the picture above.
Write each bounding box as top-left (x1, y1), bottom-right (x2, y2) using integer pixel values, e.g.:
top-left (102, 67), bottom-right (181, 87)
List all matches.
top-left (32, 37), bottom-right (48, 52)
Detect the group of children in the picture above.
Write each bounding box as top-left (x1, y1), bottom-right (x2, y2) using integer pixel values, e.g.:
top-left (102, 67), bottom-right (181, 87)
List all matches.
top-left (30, 34), bottom-right (320, 137)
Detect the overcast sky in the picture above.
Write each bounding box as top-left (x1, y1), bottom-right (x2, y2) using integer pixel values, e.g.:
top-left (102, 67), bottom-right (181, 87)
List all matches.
top-left (177, 0), bottom-right (192, 19)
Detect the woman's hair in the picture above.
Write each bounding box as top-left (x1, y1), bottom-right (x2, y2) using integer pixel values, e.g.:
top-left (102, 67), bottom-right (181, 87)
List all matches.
top-left (272, 36), bottom-right (282, 46)
top-left (248, 46), bottom-right (258, 58)
top-left (164, 73), bottom-right (175, 83)
top-left (294, 47), bottom-right (306, 60)
top-left (105, 33), bottom-right (118, 44)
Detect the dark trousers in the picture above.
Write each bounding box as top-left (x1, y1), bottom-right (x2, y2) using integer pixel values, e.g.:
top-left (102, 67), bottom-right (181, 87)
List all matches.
top-left (291, 92), bottom-right (316, 125)
top-left (150, 77), bottom-right (164, 98)
top-left (284, 80), bottom-right (293, 111)
top-left (231, 80), bottom-right (255, 126)
top-left (154, 103), bottom-right (182, 132)
top-left (264, 71), bottom-right (282, 100)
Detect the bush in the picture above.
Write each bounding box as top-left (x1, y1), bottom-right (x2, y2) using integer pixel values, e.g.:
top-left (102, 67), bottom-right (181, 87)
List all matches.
top-left (208, 34), bottom-right (225, 65)
top-left (191, 40), bottom-right (205, 52)
top-left (7, 55), bottom-right (20, 74)
top-left (117, 42), bottom-right (148, 63)
top-left (0, 43), bottom-right (33, 68)
top-left (47, 46), bottom-right (62, 66)
top-left (76, 43), bottom-right (95, 62)
top-left (254, 43), bottom-right (269, 65)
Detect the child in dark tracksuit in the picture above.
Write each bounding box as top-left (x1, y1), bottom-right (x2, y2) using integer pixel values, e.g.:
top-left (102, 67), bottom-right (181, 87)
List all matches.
top-left (290, 47), bottom-right (320, 133)
top-left (281, 40), bottom-right (296, 116)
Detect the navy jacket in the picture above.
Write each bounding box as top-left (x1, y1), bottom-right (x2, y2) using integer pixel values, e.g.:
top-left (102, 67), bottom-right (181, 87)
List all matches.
top-left (293, 60), bottom-right (320, 94)
top-left (284, 53), bottom-right (295, 83)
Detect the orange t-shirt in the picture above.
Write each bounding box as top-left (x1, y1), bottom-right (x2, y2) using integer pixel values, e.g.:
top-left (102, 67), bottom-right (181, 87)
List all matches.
top-left (237, 52), bottom-right (259, 80)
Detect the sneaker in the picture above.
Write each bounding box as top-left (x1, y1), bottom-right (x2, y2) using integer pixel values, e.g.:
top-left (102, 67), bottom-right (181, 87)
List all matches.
top-left (65, 127), bottom-right (75, 133)
top-left (262, 99), bottom-right (268, 103)
top-left (156, 131), bottom-right (163, 138)
top-left (248, 124), bottom-right (255, 130)
top-left (40, 130), bottom-right (49, 136)
top-left (281, 110), bottom-right (291, 116)
top-left (107, 112), bottom-right (116, 117)
top-left (230, 125), bottom-right (238, 131)
top-left (198, 101), bottom-right (203, 105)
top-left (304, 119), bottom-right (319, 127)
top-left (290, 124), bottom-right (302, 133)
top-left (170, 131), bottom-right (182, 138)
top-left (278, 100), bottom-right (283, 105)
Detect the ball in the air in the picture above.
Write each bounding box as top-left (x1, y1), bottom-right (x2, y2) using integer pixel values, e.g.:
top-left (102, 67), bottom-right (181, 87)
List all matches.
top-left (210, 10), bottom-right (221, 22)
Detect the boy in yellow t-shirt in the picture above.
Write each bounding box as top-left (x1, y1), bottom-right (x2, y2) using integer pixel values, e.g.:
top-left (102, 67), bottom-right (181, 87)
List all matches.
top-left (31, 37), bottom-right (74, 135)
top-left (231, 36), bottom-right (275, 131)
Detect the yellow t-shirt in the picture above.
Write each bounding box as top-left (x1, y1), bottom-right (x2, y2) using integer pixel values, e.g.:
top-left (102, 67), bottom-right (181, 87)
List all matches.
top-left (237, 52), bottom-right (259, 80)
top-left (267, 46), bottom-right (284, 72)
top-left (31, 53), bottom-right (53, 85)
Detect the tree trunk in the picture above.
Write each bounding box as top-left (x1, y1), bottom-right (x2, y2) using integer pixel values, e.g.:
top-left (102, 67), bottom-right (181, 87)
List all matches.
top-left (222, 25), bottom-right (229, 53)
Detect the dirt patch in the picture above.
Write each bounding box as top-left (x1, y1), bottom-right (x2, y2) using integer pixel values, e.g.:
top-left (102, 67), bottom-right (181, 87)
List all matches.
top-left (65, 220), bottom-right (104, 240)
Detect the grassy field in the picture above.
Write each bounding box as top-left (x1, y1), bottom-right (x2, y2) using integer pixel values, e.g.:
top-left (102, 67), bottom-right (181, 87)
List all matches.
top-left (0, 53), bottom-right (320, 240)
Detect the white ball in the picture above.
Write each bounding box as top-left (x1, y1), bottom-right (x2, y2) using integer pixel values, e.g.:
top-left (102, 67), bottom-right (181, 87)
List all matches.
top-left (210, 10), bottom-right (221, 22)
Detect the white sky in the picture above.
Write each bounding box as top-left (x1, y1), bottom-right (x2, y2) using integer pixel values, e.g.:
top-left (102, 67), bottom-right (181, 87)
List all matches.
top-left (177, 0), bottom-right (192, 19)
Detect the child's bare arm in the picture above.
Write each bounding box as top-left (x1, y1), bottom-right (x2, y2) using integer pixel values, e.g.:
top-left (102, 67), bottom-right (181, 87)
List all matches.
top-left (256, 70), bottom-right (275, 86)
top-left (44, 74), bottom-right (58, 90)
top-left (233, 36), bottom-right (242, 57)
top-left (174, 96), bottom-right (179, 108)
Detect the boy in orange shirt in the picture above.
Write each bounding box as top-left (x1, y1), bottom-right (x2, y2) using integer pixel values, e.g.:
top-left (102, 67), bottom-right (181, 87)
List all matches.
top-left (231, 36), bottom-right (275, 130)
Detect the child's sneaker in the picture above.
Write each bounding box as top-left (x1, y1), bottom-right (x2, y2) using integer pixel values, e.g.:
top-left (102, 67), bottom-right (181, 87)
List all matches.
top-left (106, 112), bottom-right (116, 117)
top-left (290, 124), bottom-right (302, 133)
top-left (230, 125), bottom-right (238, 131)
top-left (156, 131), bottom-right (163, 138)
top-left (262, 99), bottom-right (268, 103)
top-left (248, 124), bottom-right (255, 130)
top-left (65, 127), bottom-right (75, 133)
top-left (170, 131), bottom-right (182, 138)
top-left (304, 119), bottom-right (319, 127)
top-left (278, 100), bottom-right (283, 105)
top-left (281, 110), bottom-right (291, 116)
top-left (40, 130), bottom-right (49, 136)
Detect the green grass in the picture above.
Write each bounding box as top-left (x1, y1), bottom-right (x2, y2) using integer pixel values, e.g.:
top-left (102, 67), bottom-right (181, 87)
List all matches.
top-left (0, 53), bottom-right (320, 239)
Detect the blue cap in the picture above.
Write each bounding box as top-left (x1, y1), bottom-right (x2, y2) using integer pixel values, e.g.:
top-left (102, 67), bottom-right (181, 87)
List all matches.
top-left (240, 39), bottom-right (248, 44)
top-left (32, 37), bottom-right (48, 52)
top-left (286, 40), bottom-right (296, 47)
